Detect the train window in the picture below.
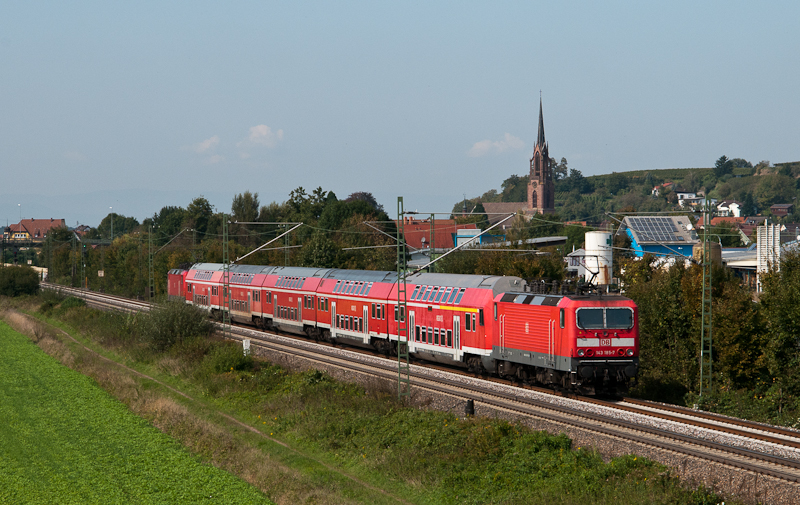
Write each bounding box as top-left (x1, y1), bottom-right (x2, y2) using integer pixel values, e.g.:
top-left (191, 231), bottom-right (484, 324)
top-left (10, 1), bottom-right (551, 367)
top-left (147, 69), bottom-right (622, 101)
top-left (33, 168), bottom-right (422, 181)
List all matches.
top-left (400, 306), bottom-right (405, 322)
top-left (560, 308), bottom-right (565, 328)
top-left (415, 326), bottom-right (420, 342)
top-left (606, 308), bottom-right (634, 329)
top-left (382, 304), bottom-right (386, 320)
top-left (357, 282), bottom-right (365, 295)
top-left (421, 286), bottom-right (431, 302)
top-left (447, 288), bottom-right (458, 304)
top-left (479, 309), bottom-right (484, 326)
top-left (212, 286), bottom-right (218, 296)
top-left (358, 318), bottom-right (363, 332)
top-left (366, 282), bottom-right (373, 295)
top-left (434, 288), bottom-right (445, 303)
top-left (427, 327), bottom-right (433, 344)
top-left (447, 330), bottom-right (452, 347)
top-left (371, 303), bottom-right (376, 319)
top-left (465, 313), bottom-right (471, 331)
top-left (434, 328), bottom-right (440, 345)
top-left (441, 288), bottom-right (452, 303)
top-left (253, 291), bottom-right (259, 302)
top-left (421, 327), bottom-right (427, 343)
top-left (454, 288), bottom-right (465, 304)
top-left (494, 303), bottom-right (497, 320)
top-left (576, 308), bottom-right (604, 329)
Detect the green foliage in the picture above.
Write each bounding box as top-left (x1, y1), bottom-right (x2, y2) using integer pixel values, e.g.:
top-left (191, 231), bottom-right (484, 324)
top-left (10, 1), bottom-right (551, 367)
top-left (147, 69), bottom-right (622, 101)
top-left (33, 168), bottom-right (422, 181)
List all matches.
top-left (186, 196), bottom-right (214, 236)
top-left (0, 265), bottom-right (39, 297)
top-left (622, 257), bottom-right (765, 398)
top-left (60, 296), bottom-right (86, 310)
top-left (201, 341), bottom-right (254, 374)
top-left (97, 212), bottom-right (140, 240)
top-left (755, 174), bottom-right (796, 209)
top-left (500, 174), bottom-right (529, 202)
top-left (0, 321), bottom-right (270, 504)
top-left (713, 155), bottom-right (734, 178)
top-left (136, 301), bottom-right (213, 351)
top-left (759, 250), bottom-right (800, 397)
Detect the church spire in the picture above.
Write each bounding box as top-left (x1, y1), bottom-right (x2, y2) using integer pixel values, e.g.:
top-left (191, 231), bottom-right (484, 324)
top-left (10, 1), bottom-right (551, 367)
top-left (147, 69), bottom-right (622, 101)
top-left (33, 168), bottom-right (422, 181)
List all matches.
top-left (536, 95), bottom-right (546, 148)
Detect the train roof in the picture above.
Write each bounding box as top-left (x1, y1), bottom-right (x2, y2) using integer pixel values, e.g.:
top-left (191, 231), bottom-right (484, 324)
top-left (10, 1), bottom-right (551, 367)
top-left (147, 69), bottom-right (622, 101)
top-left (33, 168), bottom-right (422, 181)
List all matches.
top-left (269, 266), bottom-right (331, 278)
top-left (323, 269), bottom-right (397, 283)
top-left (500, 291), bottom-right (633, 306)
top-left (229, 264), bottom-right (276, 274)
top-left (409, 272), bottom-right (525, 297)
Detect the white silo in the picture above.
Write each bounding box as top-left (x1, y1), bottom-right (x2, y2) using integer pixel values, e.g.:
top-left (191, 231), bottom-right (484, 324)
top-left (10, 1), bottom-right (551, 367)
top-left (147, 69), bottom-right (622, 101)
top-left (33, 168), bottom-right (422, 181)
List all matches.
top-left (584, 231), bottom-right (613, 286)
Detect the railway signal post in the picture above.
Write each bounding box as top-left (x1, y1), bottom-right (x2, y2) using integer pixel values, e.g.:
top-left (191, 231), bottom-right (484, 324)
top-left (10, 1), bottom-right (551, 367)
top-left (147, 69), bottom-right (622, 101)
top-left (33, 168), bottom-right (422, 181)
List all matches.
top-left (397, 197), bottom-right (411, 399)
top-left (699, 203), bottom-right (713, 396)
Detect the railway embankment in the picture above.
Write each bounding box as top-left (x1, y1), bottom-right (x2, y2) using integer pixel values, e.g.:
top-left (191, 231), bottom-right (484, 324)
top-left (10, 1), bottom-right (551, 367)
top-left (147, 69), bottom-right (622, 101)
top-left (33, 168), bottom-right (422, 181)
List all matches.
top-left (1, 292), bottom-right (750, 504)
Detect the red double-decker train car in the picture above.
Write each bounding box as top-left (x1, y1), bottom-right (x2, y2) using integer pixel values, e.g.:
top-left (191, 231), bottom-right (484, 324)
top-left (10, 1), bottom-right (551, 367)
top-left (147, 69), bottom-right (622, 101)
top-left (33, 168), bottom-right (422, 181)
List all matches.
top-left (168, 263), bottom-right (638, 393)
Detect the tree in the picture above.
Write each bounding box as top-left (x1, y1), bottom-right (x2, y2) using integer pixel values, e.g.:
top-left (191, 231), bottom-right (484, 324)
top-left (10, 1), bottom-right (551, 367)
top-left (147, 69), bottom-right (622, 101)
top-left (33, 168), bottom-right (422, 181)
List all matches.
top-left (186, 196), bottom-right (214, 236)
top-left (755, 174), bottom-right (796, 209)
top-left (759, 250), bottom-right (800, 396)
top-left (500, 175), bottom-right (529, 202)
top-left (713, 155), bottom-right (733, 178)
top-left (729, 158), bottom-right (753, 169)
top-left (345, 192), bottom-right (383, 214)
top-left (231, 191), bottom-right (260, 223)
top-left (150, 206), bottom-right (187, 244)
top-left (552, 157), bottom-right (568, 181)
top-left (741, 192), bottom-right (757, 217)
top-left (605, 172), bottom-right (629, 194)
top-left (0, 265), bottom-right (39, 296)
top-left (97, 213), bottom-right (140, 240)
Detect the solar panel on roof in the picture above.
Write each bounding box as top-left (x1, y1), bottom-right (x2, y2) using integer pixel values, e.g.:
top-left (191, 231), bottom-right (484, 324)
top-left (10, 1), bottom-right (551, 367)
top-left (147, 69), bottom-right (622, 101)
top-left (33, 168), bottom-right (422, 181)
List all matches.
top-left (628, 217), bottom-right (685, 243)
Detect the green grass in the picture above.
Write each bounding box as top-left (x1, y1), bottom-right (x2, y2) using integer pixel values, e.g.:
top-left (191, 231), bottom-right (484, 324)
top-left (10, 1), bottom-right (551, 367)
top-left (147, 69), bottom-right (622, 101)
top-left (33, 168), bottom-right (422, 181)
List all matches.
top-left (0, 320), bottom-right (272, 505)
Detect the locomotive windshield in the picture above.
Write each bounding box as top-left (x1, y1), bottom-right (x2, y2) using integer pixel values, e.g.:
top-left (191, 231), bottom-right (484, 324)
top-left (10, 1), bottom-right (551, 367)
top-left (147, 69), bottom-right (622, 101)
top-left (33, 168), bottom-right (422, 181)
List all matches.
top-left (576, 307), bottom-right (633, 330)
top-left (606, 308), bottom-right (633, 329)
top-left (576, 309), bottom-right (604, 329)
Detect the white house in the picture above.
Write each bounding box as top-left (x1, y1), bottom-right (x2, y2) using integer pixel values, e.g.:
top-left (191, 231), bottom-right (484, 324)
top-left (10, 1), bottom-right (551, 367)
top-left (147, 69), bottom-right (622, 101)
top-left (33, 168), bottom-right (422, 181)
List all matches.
top-left (716, 200), bottom-right (742, 217)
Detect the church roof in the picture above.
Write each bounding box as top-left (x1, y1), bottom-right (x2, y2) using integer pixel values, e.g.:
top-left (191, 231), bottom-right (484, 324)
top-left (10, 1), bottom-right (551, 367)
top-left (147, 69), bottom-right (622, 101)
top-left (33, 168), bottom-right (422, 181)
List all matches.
top-left (536, 97), bottom-right (546, 148)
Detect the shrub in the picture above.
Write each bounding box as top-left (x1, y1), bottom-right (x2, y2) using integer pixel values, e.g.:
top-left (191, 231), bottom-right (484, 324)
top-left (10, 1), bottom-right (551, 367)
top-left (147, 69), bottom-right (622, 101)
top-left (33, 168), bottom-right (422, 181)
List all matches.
top-left (0, 265), bottom-right (40, 297)
top-left (202, 341), bottom-right (254, 374)
top-left (60, 297), bottom-right (86, 310)
top-left (137, 301), bottom-right (213, 351)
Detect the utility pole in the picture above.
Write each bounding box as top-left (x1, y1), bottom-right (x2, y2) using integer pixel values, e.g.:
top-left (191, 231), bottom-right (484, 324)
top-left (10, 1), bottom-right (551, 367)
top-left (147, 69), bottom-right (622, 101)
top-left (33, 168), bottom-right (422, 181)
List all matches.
top-left (222, 214), bottom-right (232, 340)
top-left (699, 201), bottom-right (713, 396)
top-left (71, 233), bottom-right (77, 287)
top-left (148, 226), bottom-right (154, 302)
top-left (429, 214), bottom-right (435, 273)
top-left (396, 197), bottom-right (411, 399)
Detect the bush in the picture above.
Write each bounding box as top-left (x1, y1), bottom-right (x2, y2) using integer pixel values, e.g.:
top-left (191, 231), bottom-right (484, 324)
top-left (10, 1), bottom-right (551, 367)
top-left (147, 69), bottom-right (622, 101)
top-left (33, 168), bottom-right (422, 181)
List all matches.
top-left (137, 301), bottom-right (213, 351)
top-left (60, 297), bottom-right (86, 310)
top-left (0, 265), bottom-right (40, 297)
top-left (202, 341), bottom-right (254, 374)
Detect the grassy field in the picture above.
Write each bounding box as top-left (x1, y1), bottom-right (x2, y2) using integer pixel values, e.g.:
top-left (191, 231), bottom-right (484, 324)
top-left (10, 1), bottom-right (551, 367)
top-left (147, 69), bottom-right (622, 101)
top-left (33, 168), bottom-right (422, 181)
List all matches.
top-left (0, 319), bottom-right (272, 505)
top-left (1, 295), bottom-right (735, 504)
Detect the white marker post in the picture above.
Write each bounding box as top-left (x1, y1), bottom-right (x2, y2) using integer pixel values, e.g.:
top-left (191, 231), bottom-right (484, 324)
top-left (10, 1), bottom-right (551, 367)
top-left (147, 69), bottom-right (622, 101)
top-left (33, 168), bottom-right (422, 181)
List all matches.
top-left (242, 339), bottom-right (251, 357)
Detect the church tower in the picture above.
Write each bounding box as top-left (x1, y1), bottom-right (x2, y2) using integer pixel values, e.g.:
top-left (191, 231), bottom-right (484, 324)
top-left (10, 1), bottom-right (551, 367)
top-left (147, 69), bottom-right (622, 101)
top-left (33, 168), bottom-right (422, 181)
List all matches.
top-left (527, 97), bottom-right (555, 214)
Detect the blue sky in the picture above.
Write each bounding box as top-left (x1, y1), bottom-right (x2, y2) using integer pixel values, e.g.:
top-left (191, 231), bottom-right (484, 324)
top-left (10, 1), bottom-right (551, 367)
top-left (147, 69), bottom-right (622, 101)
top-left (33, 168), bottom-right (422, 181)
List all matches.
top-left (2, 1), bottom-right (798, 227)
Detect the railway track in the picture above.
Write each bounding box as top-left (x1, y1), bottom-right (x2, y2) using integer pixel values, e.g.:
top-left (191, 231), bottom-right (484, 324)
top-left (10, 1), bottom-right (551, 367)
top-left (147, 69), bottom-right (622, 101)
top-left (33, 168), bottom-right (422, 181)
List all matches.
top-left (43, 283), bottom-right (800, 487)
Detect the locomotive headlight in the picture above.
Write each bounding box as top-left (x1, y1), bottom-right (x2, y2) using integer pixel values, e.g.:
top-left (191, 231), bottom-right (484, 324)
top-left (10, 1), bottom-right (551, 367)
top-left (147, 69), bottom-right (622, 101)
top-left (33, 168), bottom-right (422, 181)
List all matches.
top-left (577, 349), bottom-right (585, 357)
top-left (626, 349), bottom-right (634, 356)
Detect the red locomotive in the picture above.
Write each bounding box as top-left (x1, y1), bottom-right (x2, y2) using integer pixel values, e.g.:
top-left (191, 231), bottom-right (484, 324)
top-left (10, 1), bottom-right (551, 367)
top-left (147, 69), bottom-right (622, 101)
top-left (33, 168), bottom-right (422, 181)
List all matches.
top-left (168, 263), bottom-right (638, 394)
